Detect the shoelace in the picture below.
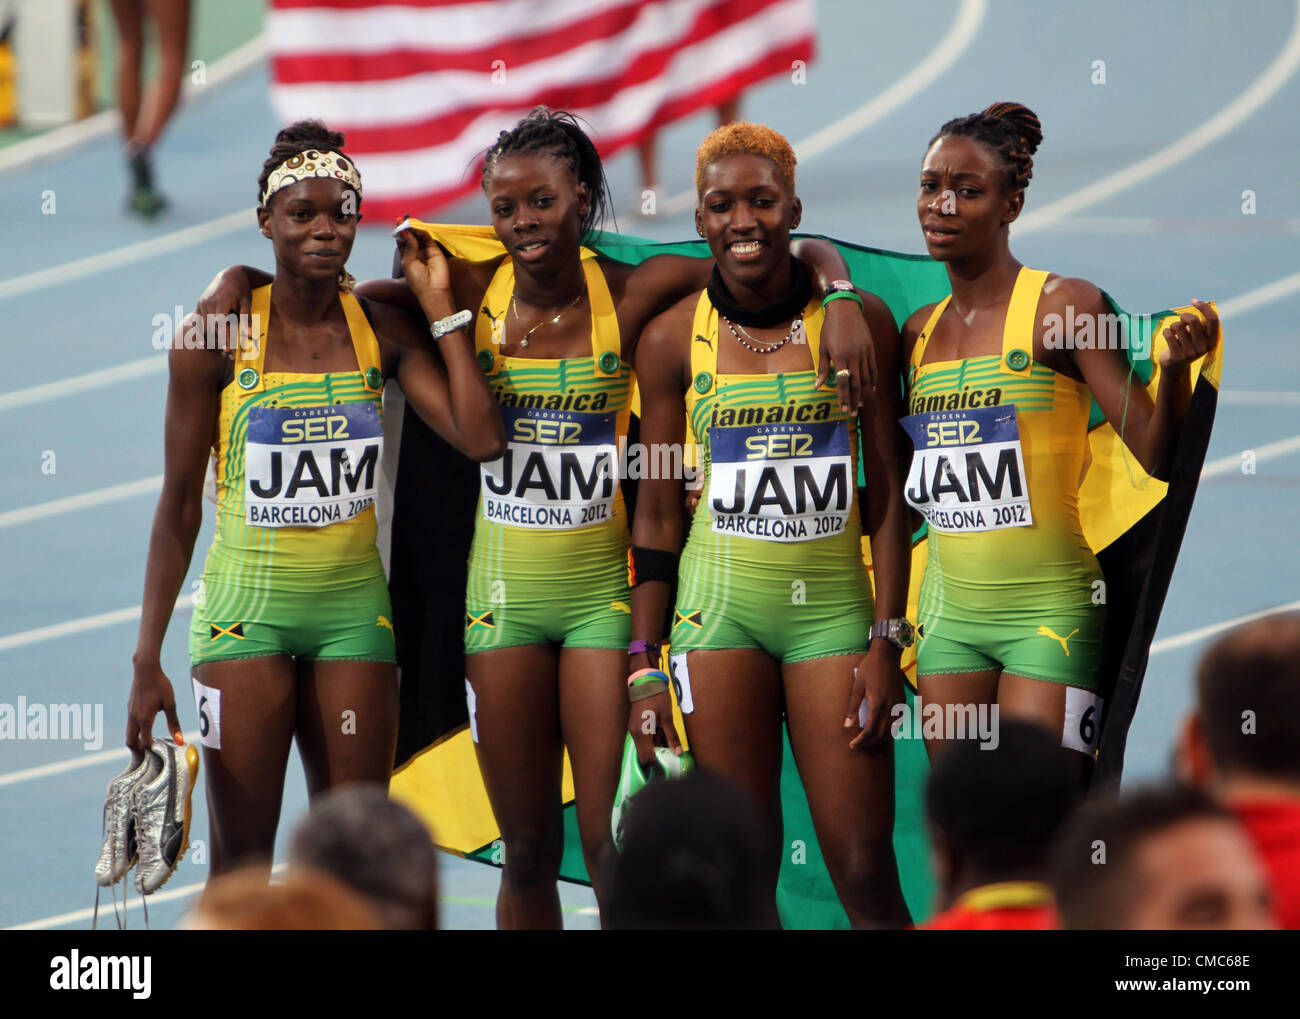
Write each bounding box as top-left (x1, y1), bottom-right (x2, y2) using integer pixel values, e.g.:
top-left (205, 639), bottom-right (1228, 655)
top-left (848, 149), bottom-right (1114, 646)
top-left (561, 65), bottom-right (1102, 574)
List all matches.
top-left (92, 800), bottom-right (125, 931)
top-left (129, 785), bottom-right (152, 930)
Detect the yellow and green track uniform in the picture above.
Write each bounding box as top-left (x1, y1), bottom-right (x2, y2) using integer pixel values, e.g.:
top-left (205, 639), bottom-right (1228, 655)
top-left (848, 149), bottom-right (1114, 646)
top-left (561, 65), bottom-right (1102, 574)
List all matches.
top-left (464, 253), bottom-right (633, 652)
top-left (671, 289), bottom-right (872, 675)
top-left (189, 283), bottom-right (395, 666)
top-left (903, 267), bottom-right (1104, 692)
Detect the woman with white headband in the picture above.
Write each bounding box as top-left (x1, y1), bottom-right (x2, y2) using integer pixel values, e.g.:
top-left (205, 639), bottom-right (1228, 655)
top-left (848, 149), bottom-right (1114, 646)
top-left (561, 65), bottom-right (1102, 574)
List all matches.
top-left (122, 121), bottom-right (504, 888)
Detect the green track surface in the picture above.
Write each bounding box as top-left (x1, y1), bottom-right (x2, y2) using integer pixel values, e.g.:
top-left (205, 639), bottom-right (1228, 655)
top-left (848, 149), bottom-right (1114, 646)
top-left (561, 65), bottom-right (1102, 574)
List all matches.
top-left (0, 0), bottom-right (264, 150)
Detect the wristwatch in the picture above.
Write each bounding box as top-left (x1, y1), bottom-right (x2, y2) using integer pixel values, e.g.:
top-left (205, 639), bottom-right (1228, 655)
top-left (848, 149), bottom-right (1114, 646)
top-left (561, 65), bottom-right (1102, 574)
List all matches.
top-left (870, 617), bottom-right (915, 650)
top-left (430, 309), bottom-right (473, 339)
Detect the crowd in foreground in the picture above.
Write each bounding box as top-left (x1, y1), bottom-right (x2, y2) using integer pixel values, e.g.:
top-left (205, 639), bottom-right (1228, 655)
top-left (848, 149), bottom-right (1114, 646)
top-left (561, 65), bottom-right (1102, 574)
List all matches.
top-left (183, 615), bottom-right (1300, 930)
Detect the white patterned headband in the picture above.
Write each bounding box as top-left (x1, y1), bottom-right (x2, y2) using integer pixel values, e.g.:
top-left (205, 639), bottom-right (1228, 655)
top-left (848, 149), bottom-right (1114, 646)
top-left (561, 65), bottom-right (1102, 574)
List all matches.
top-left (261, 148), bottom-right (363, 207)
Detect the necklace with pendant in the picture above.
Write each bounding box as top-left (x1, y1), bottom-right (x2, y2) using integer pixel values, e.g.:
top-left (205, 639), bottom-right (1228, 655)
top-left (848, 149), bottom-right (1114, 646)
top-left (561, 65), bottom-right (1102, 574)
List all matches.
top-left (723, 314), bottom-right (803, 354)
top-left (512, 287), bottom-right (586, 348)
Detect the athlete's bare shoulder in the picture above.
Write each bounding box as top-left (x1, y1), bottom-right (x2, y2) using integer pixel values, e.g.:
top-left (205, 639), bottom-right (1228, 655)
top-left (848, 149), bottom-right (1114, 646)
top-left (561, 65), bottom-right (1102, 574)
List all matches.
top-left (637, 290), bottom-right (700, 390)
top-left (901, 302), bottom-right (938, 365)
top-left (1039, 274), bottom-right (1106, 317)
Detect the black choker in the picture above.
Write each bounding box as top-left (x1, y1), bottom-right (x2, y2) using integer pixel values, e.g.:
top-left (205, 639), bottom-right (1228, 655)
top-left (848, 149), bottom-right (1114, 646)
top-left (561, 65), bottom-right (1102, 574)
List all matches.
top-left (706, 258), bottom-right (812, 328)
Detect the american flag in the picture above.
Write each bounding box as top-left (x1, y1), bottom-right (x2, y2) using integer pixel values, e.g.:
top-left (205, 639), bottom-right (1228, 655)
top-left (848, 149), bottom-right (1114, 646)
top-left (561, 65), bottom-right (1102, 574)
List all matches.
top-left (268, 0), bottom-right (817, 223)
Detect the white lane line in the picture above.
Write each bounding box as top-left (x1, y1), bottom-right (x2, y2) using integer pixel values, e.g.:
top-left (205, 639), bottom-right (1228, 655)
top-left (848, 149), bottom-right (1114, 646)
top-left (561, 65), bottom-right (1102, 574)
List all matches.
top-left (1216, 269), bottom-right (1300, 321)
top-left (0, 476), bottom-right (162, 529)
top-left (1149, 600), bottom-right (1300, 657)
top-left (7, 863), bottom-right (288, 931)
top-left (0, 595), bottom-right (194, 653)
top-left (1201, 434), bottom-right (1300, 478)
top-left (1043, 217), bottom-right (1300, 235)
top-left (656, 0), bottom-right (987, 217)
top-left (0, 731), bottom-right (201, 790)
top-left (1220, 391), bottom-right (1300, 405)
top-left (0, 36), bottom-right (268, 177)
top-left (0, 356), bottom-right (166, 412)
top-left (1017, 0), bottom-right (1300, 234)
top-left (0, 208), bottom-right (252, 302)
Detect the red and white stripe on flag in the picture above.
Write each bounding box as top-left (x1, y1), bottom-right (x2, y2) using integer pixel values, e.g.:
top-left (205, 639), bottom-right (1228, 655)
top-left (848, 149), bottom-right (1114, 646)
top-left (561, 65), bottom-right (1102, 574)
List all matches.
top-left (267, 0), bottom-right (816, 223)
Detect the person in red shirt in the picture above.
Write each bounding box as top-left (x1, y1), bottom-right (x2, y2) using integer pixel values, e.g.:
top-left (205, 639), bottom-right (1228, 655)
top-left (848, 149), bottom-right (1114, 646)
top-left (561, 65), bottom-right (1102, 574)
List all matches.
top-left (1178, 612), bottom-right (1300, 929)
top-left (918, 720), bottom-right (1077, 929)
top-left (1049, 785), bottom-right (1275, 929)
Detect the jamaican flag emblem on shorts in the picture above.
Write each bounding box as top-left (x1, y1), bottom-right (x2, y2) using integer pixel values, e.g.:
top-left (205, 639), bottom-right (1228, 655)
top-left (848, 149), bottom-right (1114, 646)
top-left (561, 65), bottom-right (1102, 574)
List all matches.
top-left (465, 610), bottom-right (495, 632)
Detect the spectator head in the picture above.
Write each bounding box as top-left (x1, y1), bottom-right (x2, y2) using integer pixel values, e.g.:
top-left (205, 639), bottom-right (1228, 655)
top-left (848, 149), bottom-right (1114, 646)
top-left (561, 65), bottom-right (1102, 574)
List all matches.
top-left (1049, 785), bottom-right (1275, 930)
top-left (184, 867), bottom-right (381, 930)
top-left (1180, 613), bottom-right (1300, 794)
top-left (289, 784), bottom-right (439, 930)
top-left (926, 719), bottom-right (1080, 904)
top-left (608, 769), bottom-right (778, 930)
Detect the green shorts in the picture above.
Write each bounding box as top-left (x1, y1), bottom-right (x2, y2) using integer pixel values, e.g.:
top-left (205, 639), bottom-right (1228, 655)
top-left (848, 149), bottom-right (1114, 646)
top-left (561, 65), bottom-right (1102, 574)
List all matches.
top-left (671, 546), bottom-right (873, 665)
top-left (916, 597), bottom-right (1104, 691)
top-left (189, 559), bottom-right (396, 666)
top-left (464, 549), bottom-right (630, 653)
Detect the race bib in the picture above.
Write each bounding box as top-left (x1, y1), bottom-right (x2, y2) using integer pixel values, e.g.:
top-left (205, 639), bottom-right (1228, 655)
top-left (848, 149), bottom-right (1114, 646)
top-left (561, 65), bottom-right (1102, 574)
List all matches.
top-left (480, 406), bottom-right (617, 529)
top-left (901, 403), bottom-right (1032, 533)
top-left (244, 403), bottom-right (383, 527)
top-left (707, 419), bottom-right (852, 542)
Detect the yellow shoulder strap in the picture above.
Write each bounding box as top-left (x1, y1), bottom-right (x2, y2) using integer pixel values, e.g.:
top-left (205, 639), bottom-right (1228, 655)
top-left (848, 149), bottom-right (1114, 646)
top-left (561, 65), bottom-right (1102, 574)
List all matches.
top-left (911, 296), bottom-right (952, 369)
top-left (803, 299), bottom-right (826, 377)
top-left (475, 259), bottom-right (515, 376)
top-left (339, 290), bottom-right (384, 392)
top-left (240, 285), bottom-right (273, 393)
top-left (1002, 267), bottom-right (1050, 377)
top-left (583, 255), bottom-right (621, 375)
top-left (688, 290), bottom-right (717, 396)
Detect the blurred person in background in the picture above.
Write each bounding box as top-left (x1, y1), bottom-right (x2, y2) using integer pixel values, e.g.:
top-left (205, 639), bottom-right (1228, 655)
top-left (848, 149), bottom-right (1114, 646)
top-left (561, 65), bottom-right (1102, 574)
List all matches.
top-left (107, 0), bottom-right (191, 217)
top-left (636, 97), bottom-right (740, 212)
top-left (1049, 785), bottom-right (1275, 930)
top-left (1178, 612), bottom-right (1300, 929)
top-left (919, 720), bottom-right (1078, 930)
top-left (289, 784), bottom-right (439, 930)
top-left (608, 769), bottom-right (778, 930)
top-left (185, 866), bottom-right (382, 929)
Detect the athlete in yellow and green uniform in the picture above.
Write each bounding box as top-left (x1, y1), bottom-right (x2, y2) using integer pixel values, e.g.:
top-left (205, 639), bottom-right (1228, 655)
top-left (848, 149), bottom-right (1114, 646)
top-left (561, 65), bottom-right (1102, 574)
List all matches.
top-left (127, 122), bottom-right (504, 882)
top-left (673, 287), bottom-right (872, 663)
top-left (903, 102), bottom-right (1219, 772)
top-left (905, 267), bottom-right (1103, 690)
top-left (464, 253), bottom-right (633, 653)
top-left (190, 282), bottom-right (396, 666)
top-left (631, 122), bottom-right (913, 928)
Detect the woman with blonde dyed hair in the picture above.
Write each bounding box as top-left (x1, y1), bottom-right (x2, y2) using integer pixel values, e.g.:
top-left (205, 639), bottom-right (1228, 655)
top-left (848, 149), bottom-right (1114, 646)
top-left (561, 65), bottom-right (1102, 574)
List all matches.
top-left (627, 122), bottom-right (913, 926)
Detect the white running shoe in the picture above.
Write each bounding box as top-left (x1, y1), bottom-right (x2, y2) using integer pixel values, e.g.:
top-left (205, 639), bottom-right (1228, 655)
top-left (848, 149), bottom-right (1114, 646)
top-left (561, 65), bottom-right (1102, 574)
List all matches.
top-left (132, 739), bottom-right (200, 895)
top-left (93, 750), bottom-right (156, 887)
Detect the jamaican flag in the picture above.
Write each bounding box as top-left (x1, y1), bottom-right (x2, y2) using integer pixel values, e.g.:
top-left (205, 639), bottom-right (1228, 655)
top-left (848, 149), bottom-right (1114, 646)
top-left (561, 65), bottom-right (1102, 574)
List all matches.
top-left (387, 223), bottom-right (1222, 928)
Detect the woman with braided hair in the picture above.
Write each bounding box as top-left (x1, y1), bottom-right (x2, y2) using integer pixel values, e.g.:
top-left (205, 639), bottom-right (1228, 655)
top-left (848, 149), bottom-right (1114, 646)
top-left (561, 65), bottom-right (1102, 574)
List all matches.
top-left (197, 106), bottom-right (876, 928)
top-left (901, 102), bottom-right (1219, 780)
